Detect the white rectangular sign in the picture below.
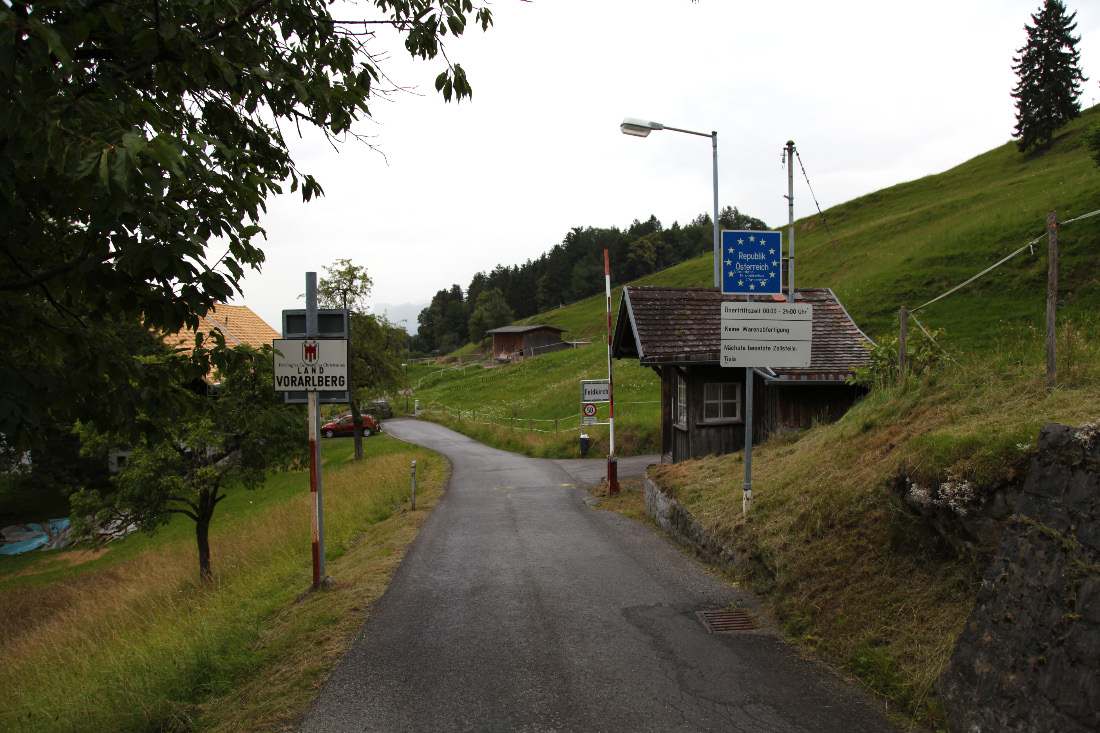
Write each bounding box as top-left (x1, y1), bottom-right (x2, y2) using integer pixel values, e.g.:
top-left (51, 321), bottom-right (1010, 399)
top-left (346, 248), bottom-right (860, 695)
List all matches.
top-left (273, 339), bottom-right (349, 391)
top-left (721, 302), bottom-right (812, 368)
top-left (581, 380), bottom-right (611, 403)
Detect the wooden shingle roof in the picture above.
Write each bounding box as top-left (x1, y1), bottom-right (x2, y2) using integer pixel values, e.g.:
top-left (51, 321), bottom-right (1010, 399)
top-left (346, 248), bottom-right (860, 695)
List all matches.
top-left (612, 287), bottom-right (874, 381)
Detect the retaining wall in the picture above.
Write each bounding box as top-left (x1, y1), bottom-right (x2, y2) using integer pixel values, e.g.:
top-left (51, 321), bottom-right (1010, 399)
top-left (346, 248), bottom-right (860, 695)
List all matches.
top-left (938, 422), bottom-right (1100, 732)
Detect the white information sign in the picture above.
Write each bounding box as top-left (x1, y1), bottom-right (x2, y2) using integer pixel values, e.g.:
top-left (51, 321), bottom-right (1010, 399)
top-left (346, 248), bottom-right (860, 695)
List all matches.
top-left (581, 380), bottom-right (611, 403)
top-left (720, 302), bottom-right (812, 368)
top-left (273, 339), bottom-right (349, 391)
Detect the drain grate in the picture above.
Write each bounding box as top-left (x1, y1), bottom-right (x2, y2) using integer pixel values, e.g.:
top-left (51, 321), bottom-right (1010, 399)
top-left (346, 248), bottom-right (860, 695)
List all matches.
top-left (697, 608), bottom-right (759, 634)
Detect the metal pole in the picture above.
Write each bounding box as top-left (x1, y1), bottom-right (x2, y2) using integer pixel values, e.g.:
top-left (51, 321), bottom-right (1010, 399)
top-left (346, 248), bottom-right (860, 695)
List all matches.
top-left (605, 249), bottom-right (618, 494)
top-left (743, 295), bottom-right (753, 515)
top-left (712, 131), bottom-right (720, 288)
top-left (306, 272), bottom-right (324, 586)
top-left (1047, 210), bottom-right (1058, 390)
top-left (786, 141), bottom-right (795, 302)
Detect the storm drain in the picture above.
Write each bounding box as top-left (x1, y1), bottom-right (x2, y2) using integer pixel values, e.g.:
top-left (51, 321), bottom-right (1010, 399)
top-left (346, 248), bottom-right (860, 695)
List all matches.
top-left (696, 608), bottom-right (759, 634)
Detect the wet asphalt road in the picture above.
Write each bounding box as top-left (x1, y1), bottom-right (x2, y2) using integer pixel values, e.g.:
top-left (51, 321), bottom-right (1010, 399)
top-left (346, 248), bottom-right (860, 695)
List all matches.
top-left (299, 419), bottom-right (901, 732)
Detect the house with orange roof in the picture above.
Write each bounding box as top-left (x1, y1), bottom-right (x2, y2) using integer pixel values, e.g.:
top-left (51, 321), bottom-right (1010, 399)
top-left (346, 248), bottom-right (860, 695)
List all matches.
top-left (162, 303), bottom-right (280, 389)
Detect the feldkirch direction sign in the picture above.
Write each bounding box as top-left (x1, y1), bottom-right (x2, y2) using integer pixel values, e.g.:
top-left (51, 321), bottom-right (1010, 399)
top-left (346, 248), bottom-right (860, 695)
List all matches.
top-left (273, 339), bottom-right (349, 391)
top-left (720, 302), bottom-right (812, 368)
top-left (721, 230), bottom-right (783, 296)
top-left (581, 380), bottom-right (611, 403)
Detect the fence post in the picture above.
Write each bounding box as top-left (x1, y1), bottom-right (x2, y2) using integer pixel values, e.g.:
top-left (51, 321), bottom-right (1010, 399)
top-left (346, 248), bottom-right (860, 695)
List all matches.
top-left (899, 305), bottom-right (908, 387)
top-left (1047, 210), bottom-right (1058, 390)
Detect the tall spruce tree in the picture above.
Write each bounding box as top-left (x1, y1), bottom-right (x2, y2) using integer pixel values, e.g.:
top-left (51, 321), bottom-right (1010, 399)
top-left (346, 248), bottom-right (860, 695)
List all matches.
top-left (1011, 0), bottom-right (1087, 153)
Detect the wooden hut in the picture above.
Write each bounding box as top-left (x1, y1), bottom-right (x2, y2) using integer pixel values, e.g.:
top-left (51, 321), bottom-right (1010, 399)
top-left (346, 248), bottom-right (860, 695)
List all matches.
top-left (486, 325), bottom-right (567, 362)
top-left (612, 286), bottom-right (874, 464)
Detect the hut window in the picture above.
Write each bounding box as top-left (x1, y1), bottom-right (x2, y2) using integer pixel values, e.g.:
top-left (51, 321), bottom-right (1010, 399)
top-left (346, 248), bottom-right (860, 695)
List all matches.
top-left (675, 373), bottom-right (687, 427)
top-left (703, 382), bottom-right (741, 421)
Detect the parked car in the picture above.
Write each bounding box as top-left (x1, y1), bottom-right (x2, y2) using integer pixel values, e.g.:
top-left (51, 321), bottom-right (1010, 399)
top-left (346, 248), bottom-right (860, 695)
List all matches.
top-left (364, 400), bottom-right (393, 419)
top-left (321, 413), bottom-right (379, 438)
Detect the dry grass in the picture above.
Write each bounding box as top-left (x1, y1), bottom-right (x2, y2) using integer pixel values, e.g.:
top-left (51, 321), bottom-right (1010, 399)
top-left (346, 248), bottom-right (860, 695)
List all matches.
top-left (641, 321), bottom-right (1100, 727)
top-left (0, 444), bottom-right (445, 732)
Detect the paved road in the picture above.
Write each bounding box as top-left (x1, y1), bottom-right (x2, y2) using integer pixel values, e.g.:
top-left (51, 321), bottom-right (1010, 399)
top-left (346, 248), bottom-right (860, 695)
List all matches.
top-left (300, 419), bottom-right (900, 732)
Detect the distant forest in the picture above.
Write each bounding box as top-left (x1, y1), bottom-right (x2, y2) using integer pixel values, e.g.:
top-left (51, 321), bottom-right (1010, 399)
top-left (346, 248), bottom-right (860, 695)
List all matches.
top-left (412, 206), bottom-right (767, 354)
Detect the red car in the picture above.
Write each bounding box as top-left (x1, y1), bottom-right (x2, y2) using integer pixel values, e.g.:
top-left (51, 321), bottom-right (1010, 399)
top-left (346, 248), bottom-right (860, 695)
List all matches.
top-left (321, 413), bottom-right (379, 438)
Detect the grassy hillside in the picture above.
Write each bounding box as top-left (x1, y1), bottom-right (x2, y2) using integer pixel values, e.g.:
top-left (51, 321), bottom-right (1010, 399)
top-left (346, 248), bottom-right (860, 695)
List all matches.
top-left (509, 105), bottom-right (1100, 351)
top-left (0, 436), bottom-right (446, 731)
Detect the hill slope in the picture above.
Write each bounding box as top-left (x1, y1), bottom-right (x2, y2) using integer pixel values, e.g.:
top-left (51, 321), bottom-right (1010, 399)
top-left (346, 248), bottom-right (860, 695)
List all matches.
top-left (516, 105), bottom-right (1100, 350)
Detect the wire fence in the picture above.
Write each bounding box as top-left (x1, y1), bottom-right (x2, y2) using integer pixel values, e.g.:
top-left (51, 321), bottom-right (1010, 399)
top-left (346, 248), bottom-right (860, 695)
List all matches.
top-left (421, 401), bottom-right (660, 434)
top-left (900, 206), bottom-right (1100, 372)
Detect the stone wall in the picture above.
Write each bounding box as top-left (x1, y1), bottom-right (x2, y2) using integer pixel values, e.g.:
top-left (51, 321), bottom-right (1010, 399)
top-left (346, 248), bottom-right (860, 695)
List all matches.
top-left (939, 422), bottom-right (1100, 732)
top-left (643, 477), bottom-right (756, 575)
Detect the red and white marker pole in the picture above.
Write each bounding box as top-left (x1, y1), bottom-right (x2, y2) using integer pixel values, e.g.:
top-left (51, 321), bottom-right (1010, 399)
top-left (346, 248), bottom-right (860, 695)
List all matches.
top-left (604, 249), bottom-right (618, 495)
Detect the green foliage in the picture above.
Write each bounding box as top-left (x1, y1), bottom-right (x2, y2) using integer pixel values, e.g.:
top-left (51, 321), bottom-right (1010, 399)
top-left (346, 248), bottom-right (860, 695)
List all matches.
top-left (0, 0), bottom-right (492, 448)
top-left (1011, 0), bottom-right (1087, 152)
top-left (847, 324), bottom-right (946, 389)
top-left (316, 258), bottom-right (373, 312)
top-left (415, 205), bottom-right (769, 350)
top-left (1084, 116), bottom-right (1100, 166)
top-left (467, 288), bottom-right (514, 342)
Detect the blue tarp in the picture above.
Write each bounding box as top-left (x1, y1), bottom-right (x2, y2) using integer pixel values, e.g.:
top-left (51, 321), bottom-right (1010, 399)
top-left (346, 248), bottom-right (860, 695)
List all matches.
top-left (0, 519), bottom-right (72, 555)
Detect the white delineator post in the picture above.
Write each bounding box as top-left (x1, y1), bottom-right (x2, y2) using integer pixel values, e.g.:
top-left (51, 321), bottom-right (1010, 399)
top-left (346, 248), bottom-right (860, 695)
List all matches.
top-left (605, 249), bottom-right (618, 494)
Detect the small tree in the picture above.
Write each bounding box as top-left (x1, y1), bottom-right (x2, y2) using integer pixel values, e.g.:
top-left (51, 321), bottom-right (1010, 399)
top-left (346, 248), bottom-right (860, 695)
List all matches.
top-left (317, 259), bottom-right (373, 459)
top-left (72, 344), bottom-right (304, 580)
top-left (1011, 0), bottom-right (1087, 153)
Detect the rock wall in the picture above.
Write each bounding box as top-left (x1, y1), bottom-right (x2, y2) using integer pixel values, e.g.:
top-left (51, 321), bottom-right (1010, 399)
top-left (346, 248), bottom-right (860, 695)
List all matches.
top-left (939, 422), bottom-right (1100, 732)
top-left (643, 477), bottom-right (756, 574)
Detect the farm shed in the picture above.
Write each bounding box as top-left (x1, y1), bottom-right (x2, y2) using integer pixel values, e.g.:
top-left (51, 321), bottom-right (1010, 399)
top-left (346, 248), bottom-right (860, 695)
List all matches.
top-left (612, 286), bottom-right (874, 464)
top-left (486, 325), bottom-right (568, 361)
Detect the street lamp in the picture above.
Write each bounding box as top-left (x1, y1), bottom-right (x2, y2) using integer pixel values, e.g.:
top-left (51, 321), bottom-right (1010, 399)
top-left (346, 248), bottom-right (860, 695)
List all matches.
top-left (620, 117), bottom-right (720, 287)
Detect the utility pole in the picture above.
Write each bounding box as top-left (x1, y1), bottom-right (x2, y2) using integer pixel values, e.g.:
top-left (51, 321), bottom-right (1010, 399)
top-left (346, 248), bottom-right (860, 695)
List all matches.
top-left (786, 141), bottom-right (796, 301)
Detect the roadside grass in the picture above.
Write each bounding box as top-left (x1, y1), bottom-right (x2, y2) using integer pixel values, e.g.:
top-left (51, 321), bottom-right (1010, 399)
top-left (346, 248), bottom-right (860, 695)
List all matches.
top-left (641, 317), bottom-right (1100, 727)
top-left (0, 435), bottom-right (445, 732)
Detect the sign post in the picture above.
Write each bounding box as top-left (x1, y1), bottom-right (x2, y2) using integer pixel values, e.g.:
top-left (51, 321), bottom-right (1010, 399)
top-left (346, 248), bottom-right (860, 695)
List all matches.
top-left (272, 274), bottom-right (349, 588)
top-left (720, 230), bottom-right (811, 514)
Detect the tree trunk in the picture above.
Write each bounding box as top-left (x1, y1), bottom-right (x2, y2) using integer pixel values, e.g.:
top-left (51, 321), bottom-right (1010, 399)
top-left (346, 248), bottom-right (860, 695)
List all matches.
top-left (197, 515), bottom-right (212, 581)
top-left (351, 401), bottom-right (364, 461)
top-left (196, 488), bottom-right (217, 581)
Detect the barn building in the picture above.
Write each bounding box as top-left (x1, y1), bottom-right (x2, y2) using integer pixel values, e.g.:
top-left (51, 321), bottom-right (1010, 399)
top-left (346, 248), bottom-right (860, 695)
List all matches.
top-left (486, 325), bottom-right (568, 362)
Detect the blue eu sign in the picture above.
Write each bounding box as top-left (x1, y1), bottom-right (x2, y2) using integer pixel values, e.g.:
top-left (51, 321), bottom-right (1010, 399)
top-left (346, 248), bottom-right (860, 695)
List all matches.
top-left (721, 230), bottom-right (782, 295)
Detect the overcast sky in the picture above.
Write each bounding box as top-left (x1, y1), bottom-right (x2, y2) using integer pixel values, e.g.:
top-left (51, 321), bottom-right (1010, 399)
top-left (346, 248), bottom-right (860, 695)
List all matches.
top-left (229, 0), bottom-right (1100, 332)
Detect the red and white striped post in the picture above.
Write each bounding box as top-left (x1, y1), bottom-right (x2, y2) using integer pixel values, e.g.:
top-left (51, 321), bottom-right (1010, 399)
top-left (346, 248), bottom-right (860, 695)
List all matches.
top-left (604, 250), bottom-right (618, 494)
top-left (305, 272), bottom-right (323, 588)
